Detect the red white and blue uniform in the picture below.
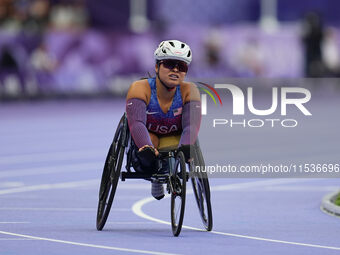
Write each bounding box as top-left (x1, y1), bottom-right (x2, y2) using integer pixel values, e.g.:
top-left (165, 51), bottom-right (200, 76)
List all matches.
top-left (146, 77), bottom-right (183, 135)
top-left (126, 78), bottom-right (201, 149)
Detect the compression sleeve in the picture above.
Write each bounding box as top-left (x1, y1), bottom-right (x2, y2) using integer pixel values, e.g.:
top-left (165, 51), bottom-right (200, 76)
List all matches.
top-left (179, 100), bottom-right (202, 146)
top-left (126, 98), bottom-right (153, 148)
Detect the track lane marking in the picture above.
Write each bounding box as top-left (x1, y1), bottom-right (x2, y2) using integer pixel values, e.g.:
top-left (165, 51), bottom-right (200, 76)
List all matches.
top-left (0, 179), bottom-right (99, 195)
top-left (0, 207), bottom-right (130, 212)
top-left (0, 180), bottom-right (152, 196)
top-left (132, 179), bottom-right (340, 251)
top-left (106, 221), bottom-right (157, 225)
top-left (0, 238), bottom-right (36, 241)
top-left (0, 222), bottom-right (30, 224)
top-left (1, 175), bottom-right (337, 251)
top-left (0, 231), bottom-right (180, 255)
top-left (0, 162), bottom-right (102, 179)
top-left (0, 149), bottom-right (104, 165)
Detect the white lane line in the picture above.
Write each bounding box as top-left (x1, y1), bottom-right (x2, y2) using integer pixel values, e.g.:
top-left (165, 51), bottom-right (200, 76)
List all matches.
top-left (0, 222), bottom-right (30, 224)
top-left (75, 184), bottom-right (150, 191)
top-left (107, 221), bottom-right (157, 225)
top-left (0, 182), bottom-right (24, 188)
top-left (0, 207), bottom-right (129, 212)
top-left (0, 162), bottom-right (102, 179)
top-left (252, 185), bottom-right (340, 192)
top-left (0, 231), bottom-right (179, 255)
top-left (0, 180), bottom-right (151, 196)
top-left (0, 179), bottom-right (99, 195)
top-left (132, 179), bottom-right (340, 251)
top-left (210, 178), bottom-right (317, 192)
top-left (0, 238), bottom-right (36, 241)
top-left (0, 149), bottom-right (104, 165)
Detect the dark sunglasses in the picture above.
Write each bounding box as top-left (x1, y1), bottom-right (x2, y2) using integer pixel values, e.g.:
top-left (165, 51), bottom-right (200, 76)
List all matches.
top-left (160, 59), bottom-right (188, 73)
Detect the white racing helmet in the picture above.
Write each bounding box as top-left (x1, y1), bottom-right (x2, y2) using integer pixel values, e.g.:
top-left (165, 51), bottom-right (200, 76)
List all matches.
top-left (154, 40), bottom-right (192, 64)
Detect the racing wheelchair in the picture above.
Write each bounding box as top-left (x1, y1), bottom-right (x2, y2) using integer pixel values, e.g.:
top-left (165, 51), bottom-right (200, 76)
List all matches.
top-left (96, 113), bottom-right (212, 236)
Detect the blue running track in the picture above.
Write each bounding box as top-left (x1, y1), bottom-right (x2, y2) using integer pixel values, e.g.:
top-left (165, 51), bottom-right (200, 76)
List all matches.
top-left (1, 97), bottom-right (340, 255)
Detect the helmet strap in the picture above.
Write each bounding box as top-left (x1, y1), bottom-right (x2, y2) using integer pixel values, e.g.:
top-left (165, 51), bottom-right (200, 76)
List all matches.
top-left (156, 64), bottom-right (176, 92)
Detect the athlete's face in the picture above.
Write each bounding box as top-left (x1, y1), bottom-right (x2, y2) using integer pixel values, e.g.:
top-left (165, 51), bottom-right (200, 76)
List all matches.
top-left (155, 60), bottom-right (187, 88)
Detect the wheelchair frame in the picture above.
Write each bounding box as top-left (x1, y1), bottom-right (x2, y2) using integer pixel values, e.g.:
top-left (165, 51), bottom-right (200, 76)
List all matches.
top-left (96, 113), bottom-right (212, 236)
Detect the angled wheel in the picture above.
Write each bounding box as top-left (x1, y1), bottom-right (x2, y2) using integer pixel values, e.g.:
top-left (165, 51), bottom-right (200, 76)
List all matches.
top-left (171, 151), bottom-right (187, 236)
top-left (96, 115), bottom-right (127, 230)
top-left (190, 144), bottom-right (213, 231)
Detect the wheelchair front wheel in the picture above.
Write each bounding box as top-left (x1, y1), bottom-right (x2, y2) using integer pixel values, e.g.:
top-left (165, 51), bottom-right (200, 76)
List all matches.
top-left (96, 118), bottom-right (126, 231)
top-left (170, 151), bottom-right (187, 237)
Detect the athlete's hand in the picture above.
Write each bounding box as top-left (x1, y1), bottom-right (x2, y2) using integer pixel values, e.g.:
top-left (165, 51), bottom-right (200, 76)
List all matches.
top-left (138, 145), bottom-right (159, 156)
top-left (178, 144), bottom-right (193, 162)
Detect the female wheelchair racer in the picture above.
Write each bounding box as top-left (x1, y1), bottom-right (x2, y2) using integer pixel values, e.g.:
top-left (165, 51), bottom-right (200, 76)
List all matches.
top-left (96, 40), bottom-right (212, 236)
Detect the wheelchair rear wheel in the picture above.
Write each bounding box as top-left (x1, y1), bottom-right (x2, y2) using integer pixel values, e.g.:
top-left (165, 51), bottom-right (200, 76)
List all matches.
top-left (96, 116), bottom-right (126, 230)
top-left (171, 151), bottom-right (187, 236)
top-left (190, 145), bottom-right (213, 231)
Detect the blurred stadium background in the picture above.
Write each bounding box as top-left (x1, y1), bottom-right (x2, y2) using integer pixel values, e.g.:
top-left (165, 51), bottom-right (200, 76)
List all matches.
top-left (0, 0), bottom-right (339, 99)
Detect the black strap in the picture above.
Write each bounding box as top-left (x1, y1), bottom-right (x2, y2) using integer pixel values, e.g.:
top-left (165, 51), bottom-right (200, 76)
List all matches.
top-left (156, 68), bottom-right (176, 91)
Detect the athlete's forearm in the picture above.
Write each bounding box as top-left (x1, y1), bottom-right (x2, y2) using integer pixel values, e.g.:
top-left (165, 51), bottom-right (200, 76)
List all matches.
top-left (179, 101), bottom-right (201, 146)
top-left (126, 98), bottom-right (153, 148)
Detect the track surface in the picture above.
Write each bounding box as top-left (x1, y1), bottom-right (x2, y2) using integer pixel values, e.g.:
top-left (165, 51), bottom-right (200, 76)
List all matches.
top-left (1, 97), bottom-right (340, 255)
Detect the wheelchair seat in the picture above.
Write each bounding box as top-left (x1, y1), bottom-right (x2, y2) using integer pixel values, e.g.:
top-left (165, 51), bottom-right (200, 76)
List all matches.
top-left (158, 134), bottom-right (181, 152)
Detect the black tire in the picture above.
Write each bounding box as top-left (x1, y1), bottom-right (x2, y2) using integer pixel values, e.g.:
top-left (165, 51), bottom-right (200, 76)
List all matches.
top-left (190, 145), bottom-right (213, 231)
top-left (96, 117), bottom-right (126, 231)
top-left (171, 151), bottom-right (187, 237)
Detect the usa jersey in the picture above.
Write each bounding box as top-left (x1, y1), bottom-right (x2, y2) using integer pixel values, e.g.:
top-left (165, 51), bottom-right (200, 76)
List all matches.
top-left (146, 77), bottom-right (183, 135)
